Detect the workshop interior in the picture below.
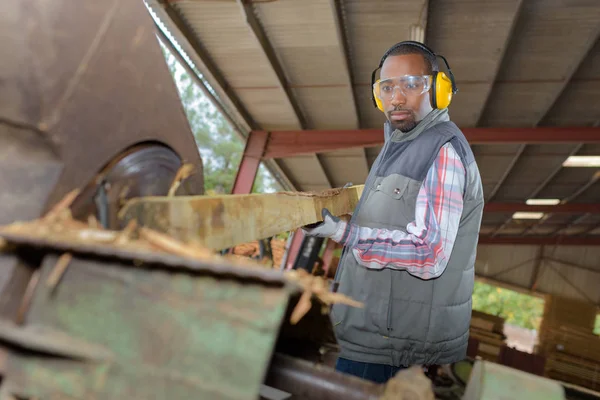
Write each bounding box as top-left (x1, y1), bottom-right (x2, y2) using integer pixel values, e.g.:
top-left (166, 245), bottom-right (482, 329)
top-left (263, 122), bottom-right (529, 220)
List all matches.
top-left (0, 0), bottom-right (600, 399)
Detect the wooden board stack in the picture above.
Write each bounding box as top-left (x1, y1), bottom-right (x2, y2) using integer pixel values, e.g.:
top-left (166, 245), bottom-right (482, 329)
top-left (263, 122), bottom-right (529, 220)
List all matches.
top-left (232, 238), bottom-right (287, 268)
top-left (469, 310), bottom-right (507, 362)
top-left (537, 295), bottom-right (600, 391)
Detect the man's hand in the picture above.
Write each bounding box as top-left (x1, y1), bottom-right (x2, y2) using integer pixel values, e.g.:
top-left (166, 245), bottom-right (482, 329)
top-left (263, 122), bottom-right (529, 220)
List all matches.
top-left (302, 208), bottom-right (346, 242)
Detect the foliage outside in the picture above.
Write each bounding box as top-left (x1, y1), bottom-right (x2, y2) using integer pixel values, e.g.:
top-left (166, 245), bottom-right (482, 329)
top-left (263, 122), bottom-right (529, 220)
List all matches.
top-left (472, 281), bottom-right (544, 331)
top-left (162, 46), bottom-right (277, 195)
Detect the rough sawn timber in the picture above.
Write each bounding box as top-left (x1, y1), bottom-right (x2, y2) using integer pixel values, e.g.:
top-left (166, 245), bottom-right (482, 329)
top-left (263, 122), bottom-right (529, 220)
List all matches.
top-left (119, 185), bottom-right (364, 250)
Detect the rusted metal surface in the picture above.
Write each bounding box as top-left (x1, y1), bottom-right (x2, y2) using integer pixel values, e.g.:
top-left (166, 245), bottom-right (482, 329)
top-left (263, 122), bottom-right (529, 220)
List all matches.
top-left (0, 127), bottom-right (63, 226)
top-left (0, 214), bottom-right (372, 398)
top-left (0, 252), bottom-right (289, 399)
top-left (0, 320), bottom-right (114, 361)
top-left (0, 0), bottom-right (204, 216)
top-left (70, 145), bottom-right (202, 230)
top-left (265, 353), bottom-right (384, 400)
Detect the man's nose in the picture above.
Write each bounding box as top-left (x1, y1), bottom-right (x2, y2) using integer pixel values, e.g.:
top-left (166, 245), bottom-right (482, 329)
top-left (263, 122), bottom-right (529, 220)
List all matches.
top-left (390, 87), bottom-right (406, 106)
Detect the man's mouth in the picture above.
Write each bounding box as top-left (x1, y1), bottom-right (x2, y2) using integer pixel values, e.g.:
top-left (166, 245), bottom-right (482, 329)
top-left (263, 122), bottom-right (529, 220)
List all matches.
top-left (389, 111), bottom-right (411, 121)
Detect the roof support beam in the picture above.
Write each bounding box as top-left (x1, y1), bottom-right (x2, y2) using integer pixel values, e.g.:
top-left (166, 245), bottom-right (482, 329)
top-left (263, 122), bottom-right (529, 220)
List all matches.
top-left (329, 0), bottom-right (360, 129)
top-left (236, 1), bottom-right (334, 190)
top-left (157, 0), bottom-right (257, 130)
top-left (315, 155), bottom-right (334, 189)
top-left (258, 126), bottom-right (600, 158)
top-left (484, 203), bottom-right (600, 214)
top-left (478, 236), bottom-right (600, 246)
top-left (237, 0), bottom-right (307, 129)
top-left (155, 27), bottom-right (246, 137)
top-left (486, 144), bottom-right (526, 202)
top-left (152, 1), bottom-right (296, 191)
top-left (529, 246), bottom-right (545, 290)
top-left (480, 29), bottom-right (599, 204)
top-left (546, 257), bottom-right (600, 276)
top-left (549, 213), bottom-right (592, 237)
top-left (232, 130), bottom-right (269, 194)
top-left (547, 261), bottom-right (596, 304)
top-left (475, 275), bottom-right (546, 299)
top-left (519, 167), bottom-right (599, 236)
top-left (328, 0), bottom-right (372, 176)
top-left (474, 0), bottom-right (524, 126)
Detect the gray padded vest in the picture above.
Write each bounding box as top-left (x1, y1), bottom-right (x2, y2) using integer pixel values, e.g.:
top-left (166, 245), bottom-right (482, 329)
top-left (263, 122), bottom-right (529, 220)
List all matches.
top-left (331, 118), bottom-right (484, 367)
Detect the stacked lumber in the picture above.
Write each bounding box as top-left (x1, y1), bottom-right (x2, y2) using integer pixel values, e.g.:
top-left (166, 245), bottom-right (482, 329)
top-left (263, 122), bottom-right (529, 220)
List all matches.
top-left (469, 310), bottom-right (506, 362)
top-left (270, 238), bottom-right (286, 267)
top-left (232, 238), bottom-right (287, 268)
top-left (538, 295), bottom-right (600, 390)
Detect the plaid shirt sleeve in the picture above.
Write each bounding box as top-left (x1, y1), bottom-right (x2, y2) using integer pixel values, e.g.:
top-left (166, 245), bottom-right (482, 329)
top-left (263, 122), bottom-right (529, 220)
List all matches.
top-left (337, 142), bottom-right (466, 280)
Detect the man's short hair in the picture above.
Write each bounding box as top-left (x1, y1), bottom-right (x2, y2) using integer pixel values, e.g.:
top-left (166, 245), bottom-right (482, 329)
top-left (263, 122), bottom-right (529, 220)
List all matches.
top-left (384, 43), bottom-right (439, 75)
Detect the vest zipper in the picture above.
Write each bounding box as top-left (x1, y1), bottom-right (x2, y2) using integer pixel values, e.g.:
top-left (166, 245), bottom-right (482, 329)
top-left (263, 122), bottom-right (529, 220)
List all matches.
top-left (387, 269), bottom-right (393, 332)
top-left (377, 140), bottom-right (394, 333)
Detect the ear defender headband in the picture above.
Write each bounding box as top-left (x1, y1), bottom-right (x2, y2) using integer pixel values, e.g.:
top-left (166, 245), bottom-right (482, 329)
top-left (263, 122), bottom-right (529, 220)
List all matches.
top-left (371, 41), bottom-right (458, 112)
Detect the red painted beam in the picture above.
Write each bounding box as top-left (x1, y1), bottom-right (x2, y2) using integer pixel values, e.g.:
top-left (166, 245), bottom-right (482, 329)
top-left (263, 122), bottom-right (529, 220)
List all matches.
top-left (260, 126), bottom-right (600, 158)
top-left (232, 130), bottom-right (269, 194)
top-left (478, 236), bottom-right (600, 246)
top-left (284, 229), bottom-right (306, 270)
top-left (484, 203), bottom-right (600, 214)
top-left (264, 128), bottom-right (383, 158)
top-left (321, 239), bottom-right (339, 277)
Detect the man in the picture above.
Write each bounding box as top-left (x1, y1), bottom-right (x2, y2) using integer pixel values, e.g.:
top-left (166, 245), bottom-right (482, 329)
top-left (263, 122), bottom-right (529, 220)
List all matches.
top-left (303, 41), bottom-right (484, 383)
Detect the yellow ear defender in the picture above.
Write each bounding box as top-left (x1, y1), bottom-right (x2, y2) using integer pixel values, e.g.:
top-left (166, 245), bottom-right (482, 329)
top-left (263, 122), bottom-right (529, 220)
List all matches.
top-left (371, 41), bottom-right (458, 112)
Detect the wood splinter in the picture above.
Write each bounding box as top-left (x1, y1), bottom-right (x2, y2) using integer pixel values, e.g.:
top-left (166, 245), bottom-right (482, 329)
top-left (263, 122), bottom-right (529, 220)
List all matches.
top-left (46, 253), bottom-right (73, 294)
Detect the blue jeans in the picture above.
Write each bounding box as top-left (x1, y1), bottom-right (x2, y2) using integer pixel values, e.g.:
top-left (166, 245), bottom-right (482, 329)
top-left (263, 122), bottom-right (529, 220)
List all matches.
top-left (335, 357), bottom-right (406, 384)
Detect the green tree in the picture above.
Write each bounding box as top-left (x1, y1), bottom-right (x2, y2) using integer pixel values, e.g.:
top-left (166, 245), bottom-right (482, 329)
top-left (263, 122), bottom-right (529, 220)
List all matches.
top-left (472, 281), bottom-right (544, 330)
top-left (162, 45), bottom-right (276, 194)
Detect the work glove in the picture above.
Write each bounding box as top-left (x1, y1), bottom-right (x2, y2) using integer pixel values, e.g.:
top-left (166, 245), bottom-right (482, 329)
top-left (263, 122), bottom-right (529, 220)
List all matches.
top-left (302, 208), bottom-right (347, 243)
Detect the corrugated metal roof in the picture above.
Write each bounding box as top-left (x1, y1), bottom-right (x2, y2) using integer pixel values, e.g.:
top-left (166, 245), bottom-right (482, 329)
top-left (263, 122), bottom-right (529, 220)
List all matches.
top-left (476, 245), bottom-right (600, 304)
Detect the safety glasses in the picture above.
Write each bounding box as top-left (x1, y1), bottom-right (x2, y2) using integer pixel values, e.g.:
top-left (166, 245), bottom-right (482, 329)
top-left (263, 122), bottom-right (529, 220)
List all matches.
top-left (373, 75), bottom-right (432, 102)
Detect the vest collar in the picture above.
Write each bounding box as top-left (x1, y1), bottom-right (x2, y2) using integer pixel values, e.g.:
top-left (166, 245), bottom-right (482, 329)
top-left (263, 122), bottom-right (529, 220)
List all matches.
top-left (384, 108), bottom-right (450, 143)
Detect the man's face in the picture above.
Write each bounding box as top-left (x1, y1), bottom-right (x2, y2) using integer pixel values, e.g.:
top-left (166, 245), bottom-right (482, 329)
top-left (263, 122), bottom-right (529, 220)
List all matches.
top-left (379, 54), bottom-right (434, 132)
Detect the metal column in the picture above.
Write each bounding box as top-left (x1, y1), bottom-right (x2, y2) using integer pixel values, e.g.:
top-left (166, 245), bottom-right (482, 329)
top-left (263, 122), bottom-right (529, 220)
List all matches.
top-left (232, 130), bottom-right (270, 194)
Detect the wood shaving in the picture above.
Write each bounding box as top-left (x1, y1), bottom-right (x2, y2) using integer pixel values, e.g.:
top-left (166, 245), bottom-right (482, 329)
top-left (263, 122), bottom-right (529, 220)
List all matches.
top-left (290, 289), bottom-right (313, 325)
top-left (139, 227), bottom-right (216, 260)
top-left (43, 189), bottom-right (80, 222)
top-left (116, 220), bottom-right (137, 245)
top-left (168, 163), bottom-right (196, 197)
top-left (284, 269), bottom-right (363, 320)
top-left (77, 229), bottom-right (118, 243)
top-left (87, 215), bottom-right (100, 229)
top-left (46, 253), bottom-right (73, 290)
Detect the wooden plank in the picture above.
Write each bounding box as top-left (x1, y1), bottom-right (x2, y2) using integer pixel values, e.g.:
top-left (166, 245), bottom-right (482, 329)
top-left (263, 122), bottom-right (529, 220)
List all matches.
top-left (119, 186), bottom-right (364, 251)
